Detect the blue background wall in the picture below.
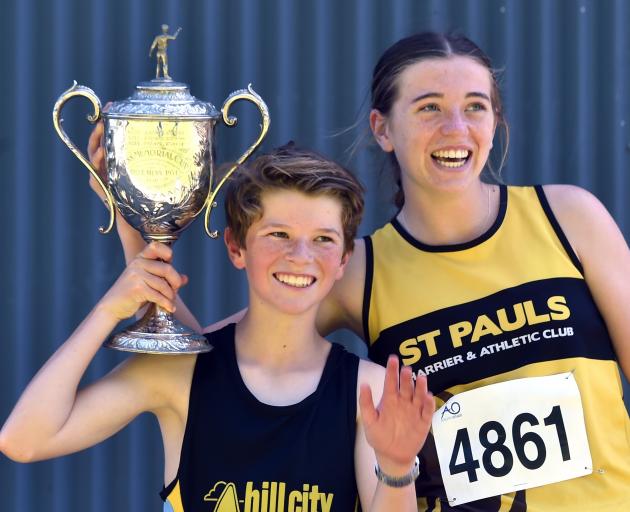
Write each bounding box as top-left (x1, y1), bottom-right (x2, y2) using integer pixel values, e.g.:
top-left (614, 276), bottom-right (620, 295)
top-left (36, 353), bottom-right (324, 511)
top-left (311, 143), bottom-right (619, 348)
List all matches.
top-left (1, 0), bottom-right (628, 509)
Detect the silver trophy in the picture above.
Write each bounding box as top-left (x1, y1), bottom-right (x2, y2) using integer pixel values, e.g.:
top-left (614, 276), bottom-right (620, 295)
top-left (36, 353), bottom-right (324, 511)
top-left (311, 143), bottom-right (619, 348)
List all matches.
top-left (52, 26), bottom-right (270, 354)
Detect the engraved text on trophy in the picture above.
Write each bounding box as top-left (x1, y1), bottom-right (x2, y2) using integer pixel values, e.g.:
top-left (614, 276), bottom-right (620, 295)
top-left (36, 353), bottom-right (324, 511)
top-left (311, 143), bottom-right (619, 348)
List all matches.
top-left (106, 119), bottom-right (212, 236)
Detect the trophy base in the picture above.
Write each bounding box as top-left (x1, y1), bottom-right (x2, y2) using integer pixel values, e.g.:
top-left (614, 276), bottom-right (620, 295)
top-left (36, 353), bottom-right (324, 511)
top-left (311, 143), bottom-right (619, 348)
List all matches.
top-left (105, 304), bottom-right (211, 354)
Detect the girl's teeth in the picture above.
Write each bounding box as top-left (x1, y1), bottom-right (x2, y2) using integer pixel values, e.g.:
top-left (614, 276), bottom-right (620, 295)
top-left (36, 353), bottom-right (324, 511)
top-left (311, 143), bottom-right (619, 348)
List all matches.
top-left (440, 160), bottom-right (466, 168)
top-left (432, 149), bottom-right (470, 159)
top-left (431, 149), bottom-right (470, 168)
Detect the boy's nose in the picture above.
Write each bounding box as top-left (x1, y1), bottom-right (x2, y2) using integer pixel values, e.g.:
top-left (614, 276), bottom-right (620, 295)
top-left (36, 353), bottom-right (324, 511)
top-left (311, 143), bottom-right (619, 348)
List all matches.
top-left (286, 239), bottom-right (314, 263)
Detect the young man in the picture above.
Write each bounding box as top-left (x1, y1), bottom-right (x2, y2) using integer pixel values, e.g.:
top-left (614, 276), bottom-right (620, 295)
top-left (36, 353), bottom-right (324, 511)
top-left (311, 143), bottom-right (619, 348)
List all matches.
top-left (0, 144), bottom-right (434, 511)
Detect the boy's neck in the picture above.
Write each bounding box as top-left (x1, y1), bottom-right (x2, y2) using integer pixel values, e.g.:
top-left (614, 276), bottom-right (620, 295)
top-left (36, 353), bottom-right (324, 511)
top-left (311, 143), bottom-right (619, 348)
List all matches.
top-left (235, 306), bottom-right (326, 369)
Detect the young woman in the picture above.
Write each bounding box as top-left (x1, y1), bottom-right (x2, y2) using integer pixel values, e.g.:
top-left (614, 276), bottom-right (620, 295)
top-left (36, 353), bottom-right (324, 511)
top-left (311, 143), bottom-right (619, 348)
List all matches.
top-left (320, 32), bottom-right (630, 511)
top-left (85, 32), bottom-right (630, 511)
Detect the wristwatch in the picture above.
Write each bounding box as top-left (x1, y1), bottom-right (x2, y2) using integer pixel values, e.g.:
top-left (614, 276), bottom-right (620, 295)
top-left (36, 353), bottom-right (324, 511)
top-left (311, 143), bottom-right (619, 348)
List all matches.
top-left (375, 456), bottom-right (420, 488)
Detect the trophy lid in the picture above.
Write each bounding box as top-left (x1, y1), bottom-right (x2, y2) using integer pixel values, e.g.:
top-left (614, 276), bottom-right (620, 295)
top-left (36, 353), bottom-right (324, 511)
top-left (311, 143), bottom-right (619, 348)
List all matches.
top-left (104, 78), bottom-right (220, 120)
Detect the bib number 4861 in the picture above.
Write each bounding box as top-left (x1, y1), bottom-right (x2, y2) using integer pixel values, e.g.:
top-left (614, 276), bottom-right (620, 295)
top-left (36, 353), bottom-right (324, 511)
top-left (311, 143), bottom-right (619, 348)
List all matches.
top-left (432, 373), bottom-right (592, 506)
top-left (449, 405), bottom-right (569, 482)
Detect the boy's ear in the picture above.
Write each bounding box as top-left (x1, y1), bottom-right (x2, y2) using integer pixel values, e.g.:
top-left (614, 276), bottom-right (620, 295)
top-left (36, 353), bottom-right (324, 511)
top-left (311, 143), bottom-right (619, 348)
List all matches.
top-left (224, 227), bottom-right (246, 269)
top-left (335, 251), bottom-right (351, 280)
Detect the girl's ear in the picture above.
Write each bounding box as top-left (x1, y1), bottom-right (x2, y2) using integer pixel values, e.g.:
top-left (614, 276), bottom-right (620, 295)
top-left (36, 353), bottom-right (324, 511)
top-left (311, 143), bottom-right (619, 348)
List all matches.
top-left (224, 227), bottom-right (246, 269)
top-left (369, 109), bottom-right (394, 152)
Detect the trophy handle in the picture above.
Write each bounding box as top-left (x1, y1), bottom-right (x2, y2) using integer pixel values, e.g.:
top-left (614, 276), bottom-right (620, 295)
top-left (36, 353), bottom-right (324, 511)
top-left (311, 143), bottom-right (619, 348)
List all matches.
top-left (204, 84), bottom-right (270, 238)
top-left (52, 81), bottom-right (115, 234)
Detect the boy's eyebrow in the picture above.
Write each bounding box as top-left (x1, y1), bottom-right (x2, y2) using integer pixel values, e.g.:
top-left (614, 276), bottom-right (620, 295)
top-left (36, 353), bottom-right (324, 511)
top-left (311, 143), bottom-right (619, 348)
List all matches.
top-left (262, 222), bottom-right (343, 237)
top-left (410, 91), bottom-right (491, 104)
top-left (317, 227), bottom-right (343, 237)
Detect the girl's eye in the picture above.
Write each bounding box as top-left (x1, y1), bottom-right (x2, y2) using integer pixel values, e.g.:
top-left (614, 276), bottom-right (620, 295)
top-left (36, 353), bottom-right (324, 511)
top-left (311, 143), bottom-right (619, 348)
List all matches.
top-left (269, 231), bottom-right (289, 239)
top-left (419, 103), bottom-right (439, 112)
top-left (466, 102), bottom-right (488, 112)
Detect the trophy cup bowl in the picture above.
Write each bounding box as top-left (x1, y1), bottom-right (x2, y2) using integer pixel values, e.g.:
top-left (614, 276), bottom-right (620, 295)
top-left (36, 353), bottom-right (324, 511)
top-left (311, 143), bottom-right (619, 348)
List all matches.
top-left (52, 50), bottom-right (269, 354)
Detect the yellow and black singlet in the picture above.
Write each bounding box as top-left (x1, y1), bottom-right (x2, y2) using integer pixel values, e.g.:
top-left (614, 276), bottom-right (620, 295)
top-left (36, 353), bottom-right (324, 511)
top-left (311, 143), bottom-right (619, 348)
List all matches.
top-left (363, 185), bottom-right (630, 511)
top-left (161, 323), bottom-right (359, 512)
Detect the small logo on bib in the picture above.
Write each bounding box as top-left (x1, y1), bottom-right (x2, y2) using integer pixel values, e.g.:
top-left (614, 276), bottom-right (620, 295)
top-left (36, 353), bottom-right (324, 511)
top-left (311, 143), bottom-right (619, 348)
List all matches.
top-left (441, 401), bottom-right (462, 421)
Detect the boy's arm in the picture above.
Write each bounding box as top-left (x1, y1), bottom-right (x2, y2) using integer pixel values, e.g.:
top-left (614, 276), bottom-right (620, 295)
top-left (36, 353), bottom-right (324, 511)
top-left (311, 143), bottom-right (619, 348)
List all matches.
top-left (0, 243), bottom-right (185, 462)
top-left (355, 357), bottom-right (435, 512)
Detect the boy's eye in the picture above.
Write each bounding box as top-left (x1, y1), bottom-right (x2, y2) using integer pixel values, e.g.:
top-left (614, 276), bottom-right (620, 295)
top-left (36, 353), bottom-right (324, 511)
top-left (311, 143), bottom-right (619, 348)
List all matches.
top-left (268, 231), bottom-right (289, 239)
top-left (314, 235), bottom-right (334, 243)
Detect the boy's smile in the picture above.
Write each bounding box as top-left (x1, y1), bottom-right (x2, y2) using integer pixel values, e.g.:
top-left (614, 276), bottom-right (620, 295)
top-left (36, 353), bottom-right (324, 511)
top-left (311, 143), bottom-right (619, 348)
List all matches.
top-left (227, 189), bottom-right (348, 317)
top-left (274, 272), bottom-right (315, 288)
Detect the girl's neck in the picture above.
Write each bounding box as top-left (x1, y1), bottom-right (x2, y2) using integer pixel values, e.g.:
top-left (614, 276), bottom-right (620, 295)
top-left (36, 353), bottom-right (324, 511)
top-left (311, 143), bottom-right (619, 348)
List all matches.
top-left (398, 182), bottom-right (499, 246)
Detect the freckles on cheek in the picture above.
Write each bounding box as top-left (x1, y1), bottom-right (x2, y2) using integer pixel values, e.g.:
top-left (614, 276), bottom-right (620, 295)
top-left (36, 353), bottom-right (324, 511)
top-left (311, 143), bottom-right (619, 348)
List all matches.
top-left (316, 246), bottom-right (345, 265)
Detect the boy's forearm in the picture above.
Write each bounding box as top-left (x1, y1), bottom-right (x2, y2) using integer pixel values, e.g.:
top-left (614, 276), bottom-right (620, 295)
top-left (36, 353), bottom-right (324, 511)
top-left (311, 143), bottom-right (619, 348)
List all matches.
top-left (368, 483), bottom-right (417, 512)
top-left (0, 304), bottom-right (118, 462)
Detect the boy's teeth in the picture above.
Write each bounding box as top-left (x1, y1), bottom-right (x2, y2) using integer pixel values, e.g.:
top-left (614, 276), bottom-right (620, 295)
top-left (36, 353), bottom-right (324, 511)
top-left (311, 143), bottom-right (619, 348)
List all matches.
top-left (275, 273), bottom-right (314, 287)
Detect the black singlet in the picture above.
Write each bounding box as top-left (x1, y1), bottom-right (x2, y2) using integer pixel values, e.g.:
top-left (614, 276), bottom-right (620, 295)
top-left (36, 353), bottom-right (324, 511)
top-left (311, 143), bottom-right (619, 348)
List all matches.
top-left (161, 323), bottom-right (360, 512)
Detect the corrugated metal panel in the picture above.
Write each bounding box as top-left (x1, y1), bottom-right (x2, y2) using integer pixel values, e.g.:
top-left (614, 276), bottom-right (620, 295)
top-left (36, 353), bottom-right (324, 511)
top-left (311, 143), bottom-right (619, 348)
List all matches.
top-left (1, 0), bottom-right (628, 509)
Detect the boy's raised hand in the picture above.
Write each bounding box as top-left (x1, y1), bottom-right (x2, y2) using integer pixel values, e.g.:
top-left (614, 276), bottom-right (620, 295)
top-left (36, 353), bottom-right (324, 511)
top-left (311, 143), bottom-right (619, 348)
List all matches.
top-left (98, 242), bottom-right (187, 321)
top-left (359, 355), bottom-right (435, 476)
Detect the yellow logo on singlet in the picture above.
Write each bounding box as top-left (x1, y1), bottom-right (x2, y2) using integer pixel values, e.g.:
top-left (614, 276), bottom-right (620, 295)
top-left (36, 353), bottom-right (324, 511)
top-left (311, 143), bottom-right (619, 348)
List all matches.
top-left (203, 481), bottom-right (334, 512)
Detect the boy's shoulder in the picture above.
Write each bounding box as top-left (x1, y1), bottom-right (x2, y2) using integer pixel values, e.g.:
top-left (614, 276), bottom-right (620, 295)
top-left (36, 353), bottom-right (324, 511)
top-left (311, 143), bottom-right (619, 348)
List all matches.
top-left (119, 351), bottom-right (200, 412)
top-left (357, 358), bottom-right (386, 403)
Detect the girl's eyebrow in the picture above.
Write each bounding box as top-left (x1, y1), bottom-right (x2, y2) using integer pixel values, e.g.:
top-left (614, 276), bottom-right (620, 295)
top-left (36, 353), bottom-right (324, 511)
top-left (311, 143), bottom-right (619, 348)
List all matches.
top-left (410, 91), bottom-right (491, 105)
top-left (467, 92), bottom-right (491, 101)
top-left (410, 92), bottom-right (442, 104)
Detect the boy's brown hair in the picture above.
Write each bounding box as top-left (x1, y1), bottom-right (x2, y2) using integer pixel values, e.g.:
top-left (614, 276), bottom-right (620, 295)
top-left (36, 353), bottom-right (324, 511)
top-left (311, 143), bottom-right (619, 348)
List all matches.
top-left (224, 143), bottom-right (364, 255)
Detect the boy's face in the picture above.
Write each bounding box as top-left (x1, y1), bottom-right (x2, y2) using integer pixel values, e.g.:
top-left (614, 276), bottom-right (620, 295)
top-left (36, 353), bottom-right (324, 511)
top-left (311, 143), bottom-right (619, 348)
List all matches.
top-left (226, 189), bottom-right (348, 317)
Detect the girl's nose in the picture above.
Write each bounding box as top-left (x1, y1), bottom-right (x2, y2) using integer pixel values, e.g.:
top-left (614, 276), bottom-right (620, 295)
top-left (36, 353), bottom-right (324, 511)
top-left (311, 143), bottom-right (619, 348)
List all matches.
top-left (440, 110), bottom-right (467, 135)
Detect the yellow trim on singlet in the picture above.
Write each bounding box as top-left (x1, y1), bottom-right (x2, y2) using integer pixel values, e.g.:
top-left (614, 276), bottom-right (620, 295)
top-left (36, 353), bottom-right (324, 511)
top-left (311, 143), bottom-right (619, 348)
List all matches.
top-left (164, 481), bottom-right (184, 512)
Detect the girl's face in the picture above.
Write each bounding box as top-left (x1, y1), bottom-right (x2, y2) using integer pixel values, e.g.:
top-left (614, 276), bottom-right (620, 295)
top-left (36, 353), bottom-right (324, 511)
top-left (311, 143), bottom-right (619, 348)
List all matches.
top-left (371, 55), bottom-right (497, 197)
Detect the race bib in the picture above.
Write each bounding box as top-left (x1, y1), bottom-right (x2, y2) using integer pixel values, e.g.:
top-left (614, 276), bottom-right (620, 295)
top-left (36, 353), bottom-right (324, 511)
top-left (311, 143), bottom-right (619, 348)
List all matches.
top-left (432, 373), bottom-right (592, 506)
